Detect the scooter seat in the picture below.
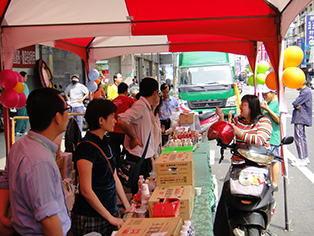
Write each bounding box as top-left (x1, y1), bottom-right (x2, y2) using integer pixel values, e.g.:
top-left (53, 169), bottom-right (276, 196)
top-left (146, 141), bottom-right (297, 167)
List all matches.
top-left (199, 111), bottom-right (216, 121)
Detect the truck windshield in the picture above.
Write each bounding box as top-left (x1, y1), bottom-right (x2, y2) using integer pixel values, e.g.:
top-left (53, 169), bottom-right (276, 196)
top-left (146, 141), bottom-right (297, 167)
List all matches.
top-left (179, 65), bottom-right (234, 85)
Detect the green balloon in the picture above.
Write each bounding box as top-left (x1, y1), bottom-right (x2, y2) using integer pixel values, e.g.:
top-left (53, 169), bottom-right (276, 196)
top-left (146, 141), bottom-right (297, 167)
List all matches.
top-left (257, 61), bottom-right (270, 74)
top-left (248, 75), bottom-right (254, 86)
top-left (256, 73), bottom-right (266, 85)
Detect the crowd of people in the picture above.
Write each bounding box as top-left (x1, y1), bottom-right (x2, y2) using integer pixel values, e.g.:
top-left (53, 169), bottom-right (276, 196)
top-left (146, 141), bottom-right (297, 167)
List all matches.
top-left (0, 71), bottom-right (312, 235)
top-left (0, 75), bottom-right (178, 236)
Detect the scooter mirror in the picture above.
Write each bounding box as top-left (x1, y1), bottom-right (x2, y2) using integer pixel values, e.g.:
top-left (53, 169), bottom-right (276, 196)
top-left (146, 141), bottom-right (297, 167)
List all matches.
top-left (281, 136), bottom-right (294, 145)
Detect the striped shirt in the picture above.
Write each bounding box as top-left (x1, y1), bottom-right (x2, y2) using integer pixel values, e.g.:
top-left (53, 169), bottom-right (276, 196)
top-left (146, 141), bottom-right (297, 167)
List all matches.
top-left (232, 115), bottom-right (272, 164)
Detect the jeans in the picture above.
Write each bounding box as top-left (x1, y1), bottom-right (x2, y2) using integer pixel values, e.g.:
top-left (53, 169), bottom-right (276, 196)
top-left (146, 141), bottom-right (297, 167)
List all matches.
top-left (69, 106), bottom-right (84, 132)
top-left (15, 106), bottom-right (28, 133)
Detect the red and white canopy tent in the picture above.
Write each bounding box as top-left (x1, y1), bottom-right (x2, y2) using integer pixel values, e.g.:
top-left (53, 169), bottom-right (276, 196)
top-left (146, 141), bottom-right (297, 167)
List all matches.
top-left (0, 0), bottom-right (310, 72)
top-left (0, 0), bottom-right (311, 154)
top-left (0, 0), bottom-right (312, 230)
top-left (0, 0), bottom-right (311, 159)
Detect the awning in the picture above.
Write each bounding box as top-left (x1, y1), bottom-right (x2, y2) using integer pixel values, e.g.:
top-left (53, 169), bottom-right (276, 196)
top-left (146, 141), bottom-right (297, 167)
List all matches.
top-left (0, 0), bottom-right (312, 73)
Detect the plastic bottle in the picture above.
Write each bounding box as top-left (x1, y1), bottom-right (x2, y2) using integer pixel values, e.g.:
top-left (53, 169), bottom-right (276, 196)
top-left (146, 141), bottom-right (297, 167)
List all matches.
top-left (180, 229), bottom-right (188, 236)
top-left (146, 177), bottom-right (156, 193)
top-left (141, 183), bottom-right (150, 211)
top-left (161, 125), bottom-right (165, 134)
top-left (138, 175), bottom-right (144, 194)
top-left (182, 225), bottom-right (190, 235)
top-left (184, 220), bottom-right (195, 236)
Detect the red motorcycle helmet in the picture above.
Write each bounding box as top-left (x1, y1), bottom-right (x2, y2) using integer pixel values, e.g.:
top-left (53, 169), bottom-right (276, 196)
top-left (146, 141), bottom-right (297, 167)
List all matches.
top-left (207, 121), bottom-right (235, 144)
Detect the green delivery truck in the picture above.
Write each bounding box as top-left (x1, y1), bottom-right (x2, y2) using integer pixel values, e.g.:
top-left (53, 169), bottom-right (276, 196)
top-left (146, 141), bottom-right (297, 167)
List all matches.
top-left (178, 51), bottom-right (238, 114)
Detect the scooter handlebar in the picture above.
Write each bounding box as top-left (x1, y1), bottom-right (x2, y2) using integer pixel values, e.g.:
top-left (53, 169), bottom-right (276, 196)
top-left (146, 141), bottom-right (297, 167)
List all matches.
top-left (273, 155), bottom-right (284, 161)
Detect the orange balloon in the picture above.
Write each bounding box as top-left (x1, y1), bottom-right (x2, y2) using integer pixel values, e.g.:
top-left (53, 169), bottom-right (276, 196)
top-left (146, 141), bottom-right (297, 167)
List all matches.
top-left (282, 67), bottom-right (305, 89)
top-left (283, 46), bottom-right (304, 68)
top-left (95, 78), bottom-right (100, 84)
top-left (265, 71), bottom-right (277, 90)
top-left (12, 82), bottom-right (25, 94)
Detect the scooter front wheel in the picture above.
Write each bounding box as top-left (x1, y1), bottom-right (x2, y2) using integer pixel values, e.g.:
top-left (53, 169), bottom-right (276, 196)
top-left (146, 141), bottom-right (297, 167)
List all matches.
top-left (233, 226), bottom-right (265, 236)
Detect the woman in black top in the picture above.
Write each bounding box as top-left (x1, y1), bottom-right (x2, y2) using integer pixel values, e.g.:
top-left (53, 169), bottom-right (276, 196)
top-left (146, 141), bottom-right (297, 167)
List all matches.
top-left (71, 99), bottom-right (130, 236)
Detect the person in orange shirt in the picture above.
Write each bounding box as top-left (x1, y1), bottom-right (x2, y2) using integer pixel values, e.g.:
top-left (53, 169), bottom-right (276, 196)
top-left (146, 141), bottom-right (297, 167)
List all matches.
top-left (92, 84), bottom-right (106, 99)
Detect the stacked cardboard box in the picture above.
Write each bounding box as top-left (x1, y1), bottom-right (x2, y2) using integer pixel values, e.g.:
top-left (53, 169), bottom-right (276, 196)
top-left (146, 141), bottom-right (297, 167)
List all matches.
top-left (55, 152), bottom-right (75, 212)
top-left (55, 152), bottom-right (74, 180)
top-left (179, 113), bottom-right (195, 124)
top-left (116, 152), bottom-right (195, 234)
top-left (148, 185), bottom-right (194, 221)
top-left (151, 151), bottom-right (195, 221)
top-left (179, 113), bottom-right (195, 130)
top-left (115, 217), bottom-right (182, 236)
top-left (155, 152), bottom-right (195, 187)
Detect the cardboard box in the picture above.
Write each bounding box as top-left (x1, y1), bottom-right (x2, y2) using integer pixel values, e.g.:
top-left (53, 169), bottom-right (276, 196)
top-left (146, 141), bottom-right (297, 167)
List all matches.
top-left (61, 152), bottom-right (73, 180)
top-left (115, 217), bottom-right (183, 236)
top-left (156, 152), bottom-right (194, 187)
top-left (152, 198), bottom-right (181, 218)
top-left (179, 113), bottom-right (195, 124)
top-left (149, 186), bottom-right (195, 221)
top-left (56, 156), bottom-right (63, 176)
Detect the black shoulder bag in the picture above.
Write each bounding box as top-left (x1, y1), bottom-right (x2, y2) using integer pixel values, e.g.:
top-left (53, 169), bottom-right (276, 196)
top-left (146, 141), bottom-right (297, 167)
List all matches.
top-left (117, 132), bottom-right (151, 188)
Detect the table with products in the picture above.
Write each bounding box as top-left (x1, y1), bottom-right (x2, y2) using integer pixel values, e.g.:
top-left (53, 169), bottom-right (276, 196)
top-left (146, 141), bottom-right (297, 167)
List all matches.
top-left (57, 110), bottom-right (217, 235)
top-left (116, 139), bottom-right (215, 236)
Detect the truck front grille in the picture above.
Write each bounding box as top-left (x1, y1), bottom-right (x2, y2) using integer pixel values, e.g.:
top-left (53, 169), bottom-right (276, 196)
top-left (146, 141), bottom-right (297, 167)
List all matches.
top-left (188, 99), bottom-right (226, 109)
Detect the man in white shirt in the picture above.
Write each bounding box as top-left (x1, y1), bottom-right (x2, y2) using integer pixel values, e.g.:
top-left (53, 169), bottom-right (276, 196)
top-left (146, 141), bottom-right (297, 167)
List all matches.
top-left (118, 77), bottom-right (159, 194)
top-left (64, 74), bottom-right (89, 131)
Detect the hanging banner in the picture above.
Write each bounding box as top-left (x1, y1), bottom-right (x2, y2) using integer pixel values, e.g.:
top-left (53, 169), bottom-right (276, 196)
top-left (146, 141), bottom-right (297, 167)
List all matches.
top-left (305, 15), bottom-right (314, 46)
top-left (13, 45), bottom-right (36, 68)
top-left (296, 38), bottom-right (306, 65)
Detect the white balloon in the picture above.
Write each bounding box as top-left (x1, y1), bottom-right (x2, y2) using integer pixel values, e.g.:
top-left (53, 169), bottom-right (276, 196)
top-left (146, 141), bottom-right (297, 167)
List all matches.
top-left (87, 81), bottom-right (97, 92)
top-left (88, 69), bottom-right (99, 81)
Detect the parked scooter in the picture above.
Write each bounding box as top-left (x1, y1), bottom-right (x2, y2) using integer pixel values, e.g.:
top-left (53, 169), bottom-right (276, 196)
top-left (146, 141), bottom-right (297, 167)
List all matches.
top-left (179, 101), bottom-right (219, 133)
top-left (208, 121), bottom-right (294, 236)
top-left (310, 78), bottom-right (314, 89)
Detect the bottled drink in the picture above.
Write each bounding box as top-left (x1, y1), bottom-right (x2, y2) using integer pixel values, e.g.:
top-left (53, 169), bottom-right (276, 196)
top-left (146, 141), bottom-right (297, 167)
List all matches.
top-left (138, 175), bottom-right (144, 194)
top-left (184, 220), bottom-right (195, 236)
top-left (141, 183), bottom-right (150, 211)
top-left (180, 229), bottom-right (188, 236)
top-left (182, 225), bottom-right (190, 235)
top-left (147, 177), bottom-right (156, 193)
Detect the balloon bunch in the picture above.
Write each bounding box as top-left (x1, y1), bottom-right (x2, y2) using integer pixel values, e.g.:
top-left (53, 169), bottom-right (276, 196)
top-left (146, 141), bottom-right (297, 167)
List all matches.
top-left (0, 70), bottom-right (27, 108)
top-left (282, 46), bottom-right (305, 89)
top-left (87, 69), bottom-right (100, 92)
top-left (247, 61), bottom-right (270, 86)
top-left (265, 46), bottom-right (305, 90)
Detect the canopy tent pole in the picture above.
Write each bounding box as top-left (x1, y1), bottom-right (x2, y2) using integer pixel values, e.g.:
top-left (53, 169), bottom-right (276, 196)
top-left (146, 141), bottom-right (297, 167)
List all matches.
top-left (277, 40), bottom-right (292, 232)
top-left (0, 34), bottom-right (13, 156)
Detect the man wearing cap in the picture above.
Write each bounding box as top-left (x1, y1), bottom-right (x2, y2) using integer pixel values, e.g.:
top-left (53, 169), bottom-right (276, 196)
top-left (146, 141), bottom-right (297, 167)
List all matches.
top-left (261, 86), bottom-right (280, 191)
top-left (64, 74), bottom-right (89, 131)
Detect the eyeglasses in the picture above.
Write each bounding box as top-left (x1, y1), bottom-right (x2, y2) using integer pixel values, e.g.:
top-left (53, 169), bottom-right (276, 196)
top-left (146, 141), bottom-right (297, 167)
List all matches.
top-left (63, 105), bottom-right (72, 111)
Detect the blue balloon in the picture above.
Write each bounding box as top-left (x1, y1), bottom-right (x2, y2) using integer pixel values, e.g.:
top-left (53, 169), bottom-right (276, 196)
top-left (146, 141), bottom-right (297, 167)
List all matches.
top-left (87, 81), bottom-right (97, 92)
top-left (88, 69), bottom-right (99, 81)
